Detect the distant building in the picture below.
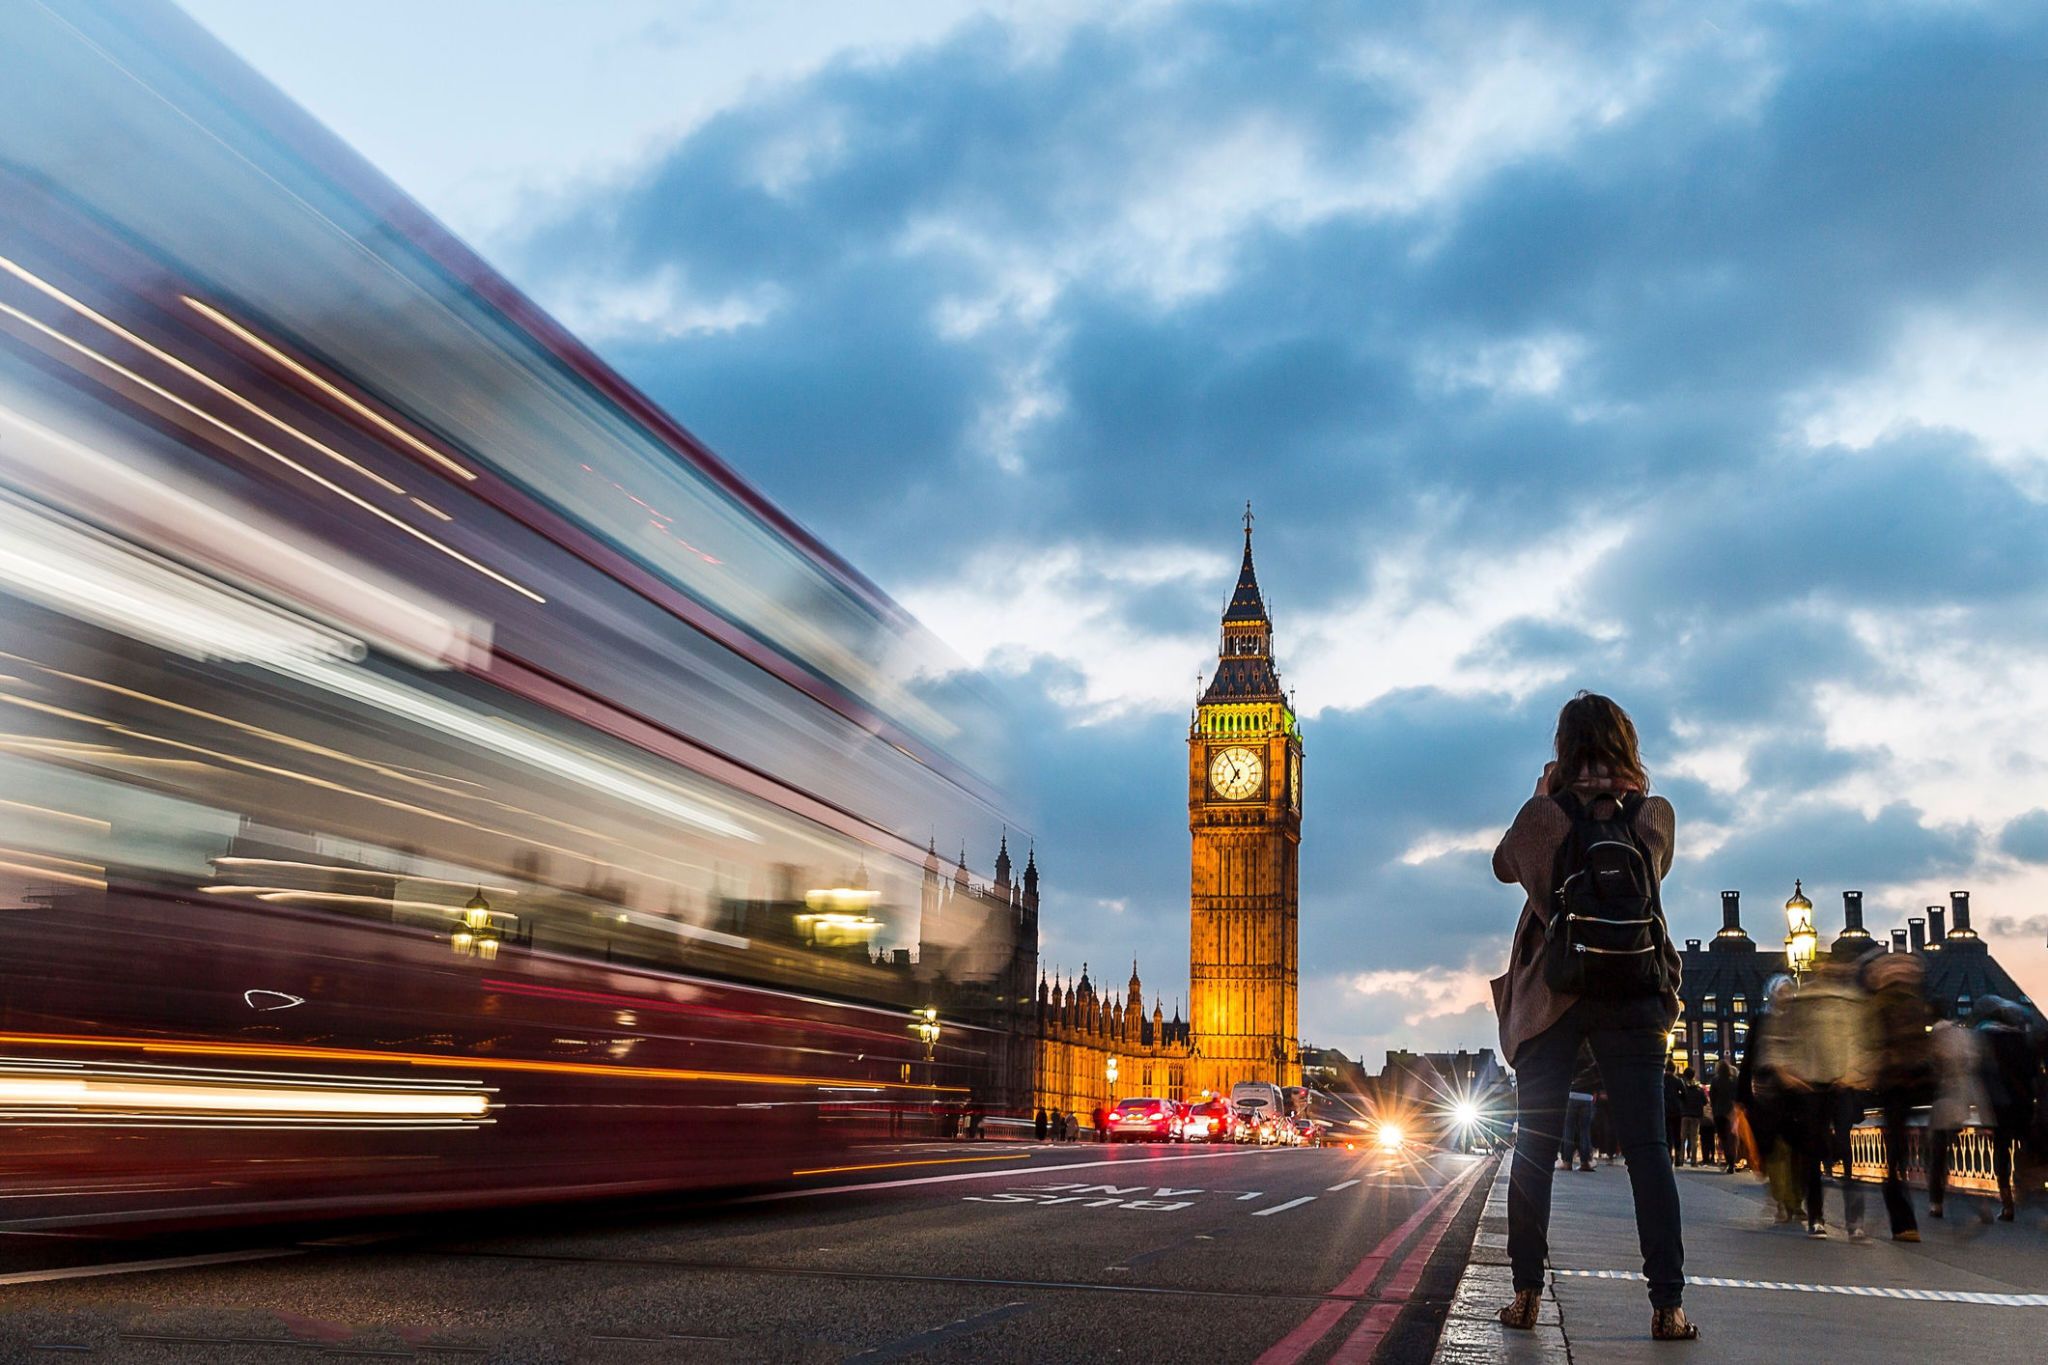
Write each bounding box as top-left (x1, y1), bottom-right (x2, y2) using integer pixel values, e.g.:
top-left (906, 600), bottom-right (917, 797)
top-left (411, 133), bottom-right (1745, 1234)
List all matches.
top-left (1672, 887), bottom-right (2034, 1076)
top-left (1378, 1048), bottom-right (1510, 1111)
top-left (899, 515), bottom-right (1311, 1122)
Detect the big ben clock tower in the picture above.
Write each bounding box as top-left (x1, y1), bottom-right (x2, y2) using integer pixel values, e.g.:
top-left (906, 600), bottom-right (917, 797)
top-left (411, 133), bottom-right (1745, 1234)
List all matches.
top-left (1189, 508), bottom-right (1302, 1095)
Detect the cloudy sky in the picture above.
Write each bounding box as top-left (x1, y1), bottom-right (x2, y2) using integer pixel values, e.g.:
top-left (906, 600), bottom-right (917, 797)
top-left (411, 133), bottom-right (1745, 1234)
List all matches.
top-left (184, 0), bottom-right (2048, 1068)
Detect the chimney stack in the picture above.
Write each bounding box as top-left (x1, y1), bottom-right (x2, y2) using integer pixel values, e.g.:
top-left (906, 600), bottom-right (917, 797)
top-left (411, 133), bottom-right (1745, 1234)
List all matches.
top-left (1842, 890), bottom-right (1865, 934)
top-left (1950, 890), bottom-right (1974, 937)
top-left (1929, 905), bottom-right (1946, 943)
top-left (1909, 918), bottom-right (1927, 953)
top-left (1721, 890), bottom-right (1742, 934)
top-left (1891, 928), bottom-right (1909, 953)
top-left (1686, 938), bottom-right (1701, 951)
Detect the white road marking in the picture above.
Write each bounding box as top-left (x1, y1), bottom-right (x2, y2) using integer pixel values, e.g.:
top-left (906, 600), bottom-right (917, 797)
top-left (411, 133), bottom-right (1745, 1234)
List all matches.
top-left (0, 1248), bottom-right (300, 1286)
top-left (737, 1144), bottom-right (1299, 1204)
top-left (1557, 1269), bottom-right (2048, 1306)
top-left (1253, 1196), bottom-right (1318, 1217)
top-left (1326, 1179), bottom-right (1361, 1192)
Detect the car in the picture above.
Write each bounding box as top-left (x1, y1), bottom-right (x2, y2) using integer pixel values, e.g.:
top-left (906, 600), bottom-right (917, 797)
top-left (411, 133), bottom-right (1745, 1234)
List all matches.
top-left (1230, 1080), bottom-right (1288, 1144)
top-left (1179, 1097), bottom-right (1232, 1143)
top-left (1106, 1096), bottom-right (1178, 1142)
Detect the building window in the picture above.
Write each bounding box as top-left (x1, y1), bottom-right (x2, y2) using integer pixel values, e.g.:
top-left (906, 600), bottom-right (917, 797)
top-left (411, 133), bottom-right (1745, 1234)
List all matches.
top-left (1958, 994), bottom-right (1972, 1018)
top-left (1671, 1025), bottom-right (1688, 1049)
top-left (1731, 994), bottom-right (1746, 1015)
top-left (1702, 993), bottom-right (1717, 1014)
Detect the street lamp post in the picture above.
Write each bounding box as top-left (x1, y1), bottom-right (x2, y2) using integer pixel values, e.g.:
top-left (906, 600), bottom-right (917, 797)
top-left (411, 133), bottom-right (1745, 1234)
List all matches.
top-left (1104, 1055), bottom-right (1119, 1143)
top-left (1784, 880), bottom-right (1817, 981)
top-left (914, 1006), bottom-right (941, 1131)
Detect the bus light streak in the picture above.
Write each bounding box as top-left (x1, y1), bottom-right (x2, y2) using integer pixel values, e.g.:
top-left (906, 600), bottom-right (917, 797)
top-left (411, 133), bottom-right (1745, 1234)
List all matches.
top-left (0, 1035), bottom-right (969, 1097)
top-left (790, 1154), bottom-right (1032, 1177)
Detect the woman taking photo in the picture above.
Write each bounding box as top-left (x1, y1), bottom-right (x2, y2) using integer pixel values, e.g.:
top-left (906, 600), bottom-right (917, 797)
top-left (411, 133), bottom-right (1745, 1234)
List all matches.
top-left (1490, 692), bottom-right (1695, 1341)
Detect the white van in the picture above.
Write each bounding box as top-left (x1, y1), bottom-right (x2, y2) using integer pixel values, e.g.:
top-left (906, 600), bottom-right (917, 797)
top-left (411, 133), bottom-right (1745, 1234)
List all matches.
top-left (1229, 1081), bottom-right (1287, 1144)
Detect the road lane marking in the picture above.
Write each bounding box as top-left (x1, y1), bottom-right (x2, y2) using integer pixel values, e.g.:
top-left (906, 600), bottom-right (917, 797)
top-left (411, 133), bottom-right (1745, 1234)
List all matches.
top-left (0, 1248), bottom-right (301, 1286)
top-left (791, 1153), bottom-right (1031, 1176)
top-left (962, 1193), bottom-right (1193, 1211)
top-left (849, 1302), bottom-right (1034, 1362)
top-left (1328, 1160), bottom-right (1486, 1298)
top-left (1326, 1179), bottom-right (1360, 1192)
top-left (1556, 1270), bottom-right (2048, 1306)
top-left (1253, 1196), bottom-right (1317, 1217)
top-left (1253, 1155), bottom-right (1493, 1365)
top-left (737, 1143), bottom-right (1300, 1203)
top-left (1326, 1166), bottom-right (1483, 1363)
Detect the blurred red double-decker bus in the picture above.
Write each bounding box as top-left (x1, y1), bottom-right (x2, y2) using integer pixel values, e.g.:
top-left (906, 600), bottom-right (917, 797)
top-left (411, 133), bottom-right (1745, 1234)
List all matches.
top-left (0, 1), bottom-right (1019, 1232)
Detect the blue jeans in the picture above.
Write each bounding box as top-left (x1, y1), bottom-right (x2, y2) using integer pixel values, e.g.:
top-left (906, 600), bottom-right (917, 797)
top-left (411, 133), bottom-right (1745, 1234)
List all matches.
top-left (1510, 999), bottom-right (1685, 1308)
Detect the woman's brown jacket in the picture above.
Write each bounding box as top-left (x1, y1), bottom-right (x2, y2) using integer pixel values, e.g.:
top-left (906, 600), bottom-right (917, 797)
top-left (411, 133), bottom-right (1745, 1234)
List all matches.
top-left (1490, 786), bottom-right (1681, 1066)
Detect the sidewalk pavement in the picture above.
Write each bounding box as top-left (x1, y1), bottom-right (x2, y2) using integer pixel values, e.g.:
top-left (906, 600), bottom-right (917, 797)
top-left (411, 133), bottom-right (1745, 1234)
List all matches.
top-left (1434, 1158), bottom-right (2048, 1363)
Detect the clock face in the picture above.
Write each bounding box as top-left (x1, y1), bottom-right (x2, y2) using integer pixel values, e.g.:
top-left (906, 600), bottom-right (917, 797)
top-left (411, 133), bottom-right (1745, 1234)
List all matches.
top-left (1209, 746), bottom-right (1264, 801)
top-left (1290, 752), bottom-right (1302, 810)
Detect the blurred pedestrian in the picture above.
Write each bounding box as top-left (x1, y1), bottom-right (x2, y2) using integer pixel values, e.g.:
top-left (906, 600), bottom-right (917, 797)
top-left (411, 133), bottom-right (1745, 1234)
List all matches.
top-left (1489, 692), bottom-right (1697, 1340)
top-left (1034, 1107), bottom-right (1049, 1142)
top-left (1698, 1079), bottom-right (1717, 1169)
top-left (1093, 1103), bottom-right (1110, 1144)
top-left (1679, 1067), bottom-right (1704, 1166)
top-left (1068, 1111), bottom-right (1082, 1144)
top-left (1976, 997), bottom-right (2038, 1220)
top-left (1664, 1060), bottom-right (1684, 1165)
top-left (1927, 1015), bottom-right (1986, 1219)
top-left (1773, 961), bottom-right (1872, 1239)
top-left (1594, 1086), bottom-right (1618, 1164)
top-left (1563, 1044), bottom-right (1599, 1172)
top-left (1743, 974), bottom-right (1804, 1223)
top-left (1867, 953), bottom-right (1934, 1241)
top-left (1710, 1059), bottom-right (1738, 1173)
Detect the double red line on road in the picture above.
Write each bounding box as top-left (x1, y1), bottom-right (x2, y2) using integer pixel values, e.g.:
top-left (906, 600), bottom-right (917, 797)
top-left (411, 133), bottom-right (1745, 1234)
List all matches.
top-left (1254, 1156), bottom-right (1492, 1365)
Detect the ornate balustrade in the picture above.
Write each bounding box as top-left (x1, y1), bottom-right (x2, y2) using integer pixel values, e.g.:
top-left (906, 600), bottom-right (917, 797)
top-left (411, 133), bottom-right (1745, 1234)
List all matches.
top-left (1848, 1113), bottom-right (2012, 1195)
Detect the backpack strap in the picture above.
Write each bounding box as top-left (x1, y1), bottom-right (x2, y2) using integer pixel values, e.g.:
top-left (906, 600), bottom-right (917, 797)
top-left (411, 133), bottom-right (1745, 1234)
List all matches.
top-left (1546, 792), bottom-right (1593, 922)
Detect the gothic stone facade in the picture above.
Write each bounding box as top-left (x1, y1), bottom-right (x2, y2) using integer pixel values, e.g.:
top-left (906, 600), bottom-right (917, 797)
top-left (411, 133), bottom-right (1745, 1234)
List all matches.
top-left (916, 519), bottom-right (1306, 1120)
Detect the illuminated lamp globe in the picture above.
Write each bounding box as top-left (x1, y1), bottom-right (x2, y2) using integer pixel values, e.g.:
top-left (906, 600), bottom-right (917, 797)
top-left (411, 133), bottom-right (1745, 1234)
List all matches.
top-left (1784, 879), bottom-right (1818, 975)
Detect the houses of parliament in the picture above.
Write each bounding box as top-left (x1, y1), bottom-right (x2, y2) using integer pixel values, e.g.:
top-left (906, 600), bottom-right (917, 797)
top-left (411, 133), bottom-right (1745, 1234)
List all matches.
top-left (905, 516), bottom-right (1303, 1119)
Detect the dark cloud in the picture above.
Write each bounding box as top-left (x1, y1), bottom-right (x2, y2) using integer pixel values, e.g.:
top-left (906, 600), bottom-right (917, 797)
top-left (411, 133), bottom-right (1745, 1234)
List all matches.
top-left (1666, 800), bottom-right (1982, 940)
top-left (1999, 809), bottom-right (2048, 866)
top-left (1988, 915), bottom-right (2048, 940)
top-left (498, 1), bottom-right (2048, 1049)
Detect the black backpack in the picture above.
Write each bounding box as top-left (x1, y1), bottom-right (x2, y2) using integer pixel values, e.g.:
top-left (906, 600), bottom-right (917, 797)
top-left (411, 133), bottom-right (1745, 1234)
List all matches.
top-left (1542, 792), bottom-right (1669, 998)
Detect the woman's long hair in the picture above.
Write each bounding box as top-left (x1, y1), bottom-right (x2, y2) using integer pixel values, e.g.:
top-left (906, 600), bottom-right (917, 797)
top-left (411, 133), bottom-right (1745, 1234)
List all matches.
top-left (1546, 691), bottom-right (1648, 795)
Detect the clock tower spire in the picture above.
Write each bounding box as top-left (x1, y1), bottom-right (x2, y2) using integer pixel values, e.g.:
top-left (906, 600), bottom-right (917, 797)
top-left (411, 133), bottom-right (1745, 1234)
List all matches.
top-left (1188, 509), bottom-right (1302, 1095)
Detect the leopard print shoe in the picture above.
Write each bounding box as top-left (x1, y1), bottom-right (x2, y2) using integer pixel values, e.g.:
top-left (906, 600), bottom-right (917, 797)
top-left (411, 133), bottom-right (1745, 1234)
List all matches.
top-left (1651, 1306), bottom-right (1700, 1340)
top-left (1498, 1288), bottom-right (1541, 1330)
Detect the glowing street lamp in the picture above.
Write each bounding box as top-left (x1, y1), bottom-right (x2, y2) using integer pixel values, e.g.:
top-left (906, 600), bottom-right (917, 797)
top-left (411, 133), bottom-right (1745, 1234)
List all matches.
top-left (912, 1005), bottom-right (941, 1126)
top-left (452, 888), bottom-right (503, 961)
top-left (1784, 879), bottom-right (1818, 979)
top-left (1106, 1054), bottom-right (1120, 1090)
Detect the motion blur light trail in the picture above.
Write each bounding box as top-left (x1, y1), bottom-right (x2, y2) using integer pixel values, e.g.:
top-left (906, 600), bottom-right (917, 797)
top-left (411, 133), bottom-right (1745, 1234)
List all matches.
top-left (790, 1153), bottom-right (1033, 1177)
top-left (0, 1058), bottom-right (493, 1128)
top-left (0, 1034), bottom-right (967, 1096)
top-left (0, 0), bottom-right (1016, 1231)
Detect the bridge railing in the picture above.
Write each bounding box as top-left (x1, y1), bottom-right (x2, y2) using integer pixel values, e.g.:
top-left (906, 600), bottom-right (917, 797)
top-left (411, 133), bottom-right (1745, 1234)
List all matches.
top-left (1847, 1114), bottom-right (2014, 1195)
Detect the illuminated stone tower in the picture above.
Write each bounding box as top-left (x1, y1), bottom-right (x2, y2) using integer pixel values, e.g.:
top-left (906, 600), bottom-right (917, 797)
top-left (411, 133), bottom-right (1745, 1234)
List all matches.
top-left (1188, 508), bottom-right (1302, 1095)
